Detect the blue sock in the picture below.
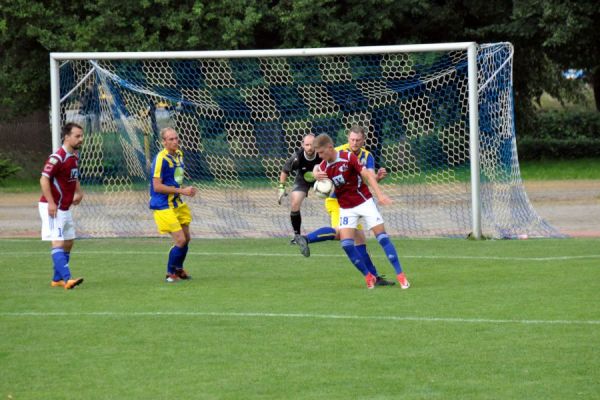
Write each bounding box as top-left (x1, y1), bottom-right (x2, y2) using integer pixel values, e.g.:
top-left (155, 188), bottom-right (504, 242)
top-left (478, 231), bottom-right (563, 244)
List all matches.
top-left (52, 251), bottom-right (71, 281)
top-left (306, 227), bottom-right (336, 243)
top-left (57, 252), bottom-right (71, 281)
top-left (341, 239), bottom-right (370, 276)
top-left (179, 244), bottom-right (189, 268)
top-left (51, 248), bottom-right (71, 281)
top-left (356, 244), bottom-right (378, 276)
top-left (52, 270), bottom-right (61, 282)
top-left (376, 233), bottom-right (403, 274)
top-left (167, 246), bottom-right (186, 274)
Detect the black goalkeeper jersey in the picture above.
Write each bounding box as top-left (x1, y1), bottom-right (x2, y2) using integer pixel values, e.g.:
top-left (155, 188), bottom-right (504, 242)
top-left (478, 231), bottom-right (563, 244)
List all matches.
top-left (282, 148), bottom-right (322, 185)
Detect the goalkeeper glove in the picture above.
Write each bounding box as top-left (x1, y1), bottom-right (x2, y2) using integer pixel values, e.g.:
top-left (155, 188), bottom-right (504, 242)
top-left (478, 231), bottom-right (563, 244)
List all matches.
top-left (277, 183), bottom-right (287, 205)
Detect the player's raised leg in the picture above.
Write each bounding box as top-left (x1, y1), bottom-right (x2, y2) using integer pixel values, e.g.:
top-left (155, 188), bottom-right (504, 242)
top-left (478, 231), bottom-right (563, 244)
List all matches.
top-left (305, 226), bottom-right (337, 243)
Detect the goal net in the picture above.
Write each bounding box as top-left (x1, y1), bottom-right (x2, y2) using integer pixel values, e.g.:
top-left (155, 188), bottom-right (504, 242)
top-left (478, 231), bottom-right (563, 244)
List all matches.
top-left (52, 42), bottom-right (560, 239)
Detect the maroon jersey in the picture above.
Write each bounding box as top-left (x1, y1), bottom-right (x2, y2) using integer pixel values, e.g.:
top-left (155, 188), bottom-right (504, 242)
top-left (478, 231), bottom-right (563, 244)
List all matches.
top-left (319, 150), bottom-right (372, 209)
top-left (39, 146), bottom-right (80, 210)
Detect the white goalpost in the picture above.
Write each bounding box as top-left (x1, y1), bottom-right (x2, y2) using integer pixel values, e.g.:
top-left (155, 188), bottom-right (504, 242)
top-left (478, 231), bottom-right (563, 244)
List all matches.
top-left (48, 42), bottom-right (559, 239)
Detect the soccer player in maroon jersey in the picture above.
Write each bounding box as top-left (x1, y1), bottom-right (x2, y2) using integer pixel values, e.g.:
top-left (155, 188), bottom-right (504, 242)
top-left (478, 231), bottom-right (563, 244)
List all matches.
top-left (312, 133), bottom-right (410, 289)
top-left (38, 122), bottom-right (85, 290)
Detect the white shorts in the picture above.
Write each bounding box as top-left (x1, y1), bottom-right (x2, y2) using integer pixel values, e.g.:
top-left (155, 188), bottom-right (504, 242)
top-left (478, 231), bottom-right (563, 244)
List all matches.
top-left (338, 198), bottom-right (384, 230)
top-left (38, 202), bottom-right (76, 241)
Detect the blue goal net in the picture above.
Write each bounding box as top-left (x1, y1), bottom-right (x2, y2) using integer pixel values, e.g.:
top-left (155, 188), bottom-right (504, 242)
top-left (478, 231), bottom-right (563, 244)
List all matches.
top-left (55, 43), bottom-right (561, 238)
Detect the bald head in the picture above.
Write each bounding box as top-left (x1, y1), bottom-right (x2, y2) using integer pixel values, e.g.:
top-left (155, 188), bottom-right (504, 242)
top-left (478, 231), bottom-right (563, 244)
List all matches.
top-left (161, 127), bottom-right (180, 154)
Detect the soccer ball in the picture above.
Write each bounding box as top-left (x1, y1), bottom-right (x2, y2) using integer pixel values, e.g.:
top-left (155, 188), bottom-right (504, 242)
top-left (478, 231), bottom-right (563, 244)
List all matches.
top-left (313, 178), bottom-right (333, 198)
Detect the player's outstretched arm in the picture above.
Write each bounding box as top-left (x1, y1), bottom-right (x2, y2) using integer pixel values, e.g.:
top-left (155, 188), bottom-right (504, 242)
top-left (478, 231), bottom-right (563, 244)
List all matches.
top-left (361, 168), bottom-right (392, 206)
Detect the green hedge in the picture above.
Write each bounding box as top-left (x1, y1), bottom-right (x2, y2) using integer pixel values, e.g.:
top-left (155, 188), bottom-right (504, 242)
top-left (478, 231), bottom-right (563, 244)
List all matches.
top-left (0, 154), bottom-right (21, 182)
top-left (517, 110), bottom-right (600, 160)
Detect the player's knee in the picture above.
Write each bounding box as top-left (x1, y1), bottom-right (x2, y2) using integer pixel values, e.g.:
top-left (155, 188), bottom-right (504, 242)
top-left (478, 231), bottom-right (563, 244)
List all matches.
top-left (355, 233), bottom-right (366, 245)
top-left (174, 236), bottom-right (187, 247)
top-left (340, 238), bottom-right (355, 250)
top-left (376, 232), bottom-right (390, 246)
top-left (334, 230), bottom-right (341, 240)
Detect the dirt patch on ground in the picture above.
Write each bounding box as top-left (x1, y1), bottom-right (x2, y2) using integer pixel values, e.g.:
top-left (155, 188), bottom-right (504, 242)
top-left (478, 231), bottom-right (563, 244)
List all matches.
top-left (523, 180), bottom-right (600, 237)
top-left (3, 180), bottom-right (598, 237)
top-left (0, 193), bottom-right (41, 237)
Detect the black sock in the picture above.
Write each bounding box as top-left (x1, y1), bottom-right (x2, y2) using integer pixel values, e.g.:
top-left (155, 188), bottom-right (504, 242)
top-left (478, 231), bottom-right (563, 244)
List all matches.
top-left (290, 211), bottom-right (301, 235)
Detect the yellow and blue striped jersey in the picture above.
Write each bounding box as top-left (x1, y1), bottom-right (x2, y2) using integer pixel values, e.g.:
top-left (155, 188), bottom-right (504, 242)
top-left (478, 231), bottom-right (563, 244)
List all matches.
top-left (334, 144), bottom-right (375, 169)
top-left (149, 149), bottom-right (185, 210)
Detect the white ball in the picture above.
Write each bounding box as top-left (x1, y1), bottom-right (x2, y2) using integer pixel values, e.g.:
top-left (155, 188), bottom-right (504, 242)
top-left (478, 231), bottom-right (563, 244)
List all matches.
top-left (314, 179), bottom-right (333, 198)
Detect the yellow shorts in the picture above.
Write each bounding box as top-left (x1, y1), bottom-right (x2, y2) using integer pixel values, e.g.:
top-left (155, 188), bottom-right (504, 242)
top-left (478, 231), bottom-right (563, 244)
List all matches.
top-left (153, 203), bottom-right (192, 234)
top-left (325, 197), bottom-right (363, 230)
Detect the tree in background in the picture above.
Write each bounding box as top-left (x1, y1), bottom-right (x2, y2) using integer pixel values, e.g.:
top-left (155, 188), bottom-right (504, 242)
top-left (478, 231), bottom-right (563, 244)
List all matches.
top-left (537, 0), bottom-right (600, 111)
top-left (0, 156), bottom-right (21, 182)
top-left (0, 0), bottom-right (270, 119)
top-left (1, 0), bottom-right (597, 122)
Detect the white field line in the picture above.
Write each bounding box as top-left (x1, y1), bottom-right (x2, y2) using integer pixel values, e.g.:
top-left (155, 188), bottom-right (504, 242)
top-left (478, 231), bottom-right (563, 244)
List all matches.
top-left (4, 250), bottom-right (600, 262)
top-left (1, 311), bottom-right (599, 325)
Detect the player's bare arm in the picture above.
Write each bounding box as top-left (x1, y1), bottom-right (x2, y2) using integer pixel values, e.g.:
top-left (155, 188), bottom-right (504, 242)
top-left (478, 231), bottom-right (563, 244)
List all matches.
top-left (313, 165), bottom-right (328, 181)
top-left (181, 186), bottom-right (198, 197)
top-left (152, 178), bottom-right (197, 197)
top-left (376, 167), bottom-right (387, 181)
top-left (40, 175), bottom-right (57, 216)
top-left (279, 171), bottom-right (289, 184)
top-left (72, 181), bottom-right (84, 205)
top-left (360, 168), bottom-right (392, 206)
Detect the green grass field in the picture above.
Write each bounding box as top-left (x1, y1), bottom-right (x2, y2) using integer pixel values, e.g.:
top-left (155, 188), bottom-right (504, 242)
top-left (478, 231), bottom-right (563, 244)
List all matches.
top-left (1, 237), bottom-right (599, 399)
top-left (520, 158), bottom-right (600, 180)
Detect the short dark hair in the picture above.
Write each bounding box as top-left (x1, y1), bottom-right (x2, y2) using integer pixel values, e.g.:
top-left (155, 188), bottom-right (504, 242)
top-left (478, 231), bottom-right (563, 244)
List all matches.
top-left (348, 125), bottom-right (366, 138)
top-left (61, 122), bottom-right (83, 142)
top-left (313, 133), bottom-right (334, 149)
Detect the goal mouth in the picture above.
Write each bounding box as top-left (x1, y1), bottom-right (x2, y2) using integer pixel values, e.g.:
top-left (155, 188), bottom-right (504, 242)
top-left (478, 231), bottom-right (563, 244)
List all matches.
top-left (49, 43), bottom-right (561, 239)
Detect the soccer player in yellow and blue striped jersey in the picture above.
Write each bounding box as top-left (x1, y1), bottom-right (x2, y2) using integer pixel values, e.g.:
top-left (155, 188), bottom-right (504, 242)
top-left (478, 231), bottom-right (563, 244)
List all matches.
top-left (150, 127), bottom-right (198, 282)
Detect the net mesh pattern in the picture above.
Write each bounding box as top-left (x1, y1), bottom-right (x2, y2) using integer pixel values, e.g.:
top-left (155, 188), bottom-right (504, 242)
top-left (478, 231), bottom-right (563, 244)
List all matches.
top-left (57, 43), bottom-right (560, 238)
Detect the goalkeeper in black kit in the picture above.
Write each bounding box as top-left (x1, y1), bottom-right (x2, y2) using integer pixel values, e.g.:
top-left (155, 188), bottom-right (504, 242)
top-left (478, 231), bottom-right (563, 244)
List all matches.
top-left (278, 133), bottom-right (322, 257)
